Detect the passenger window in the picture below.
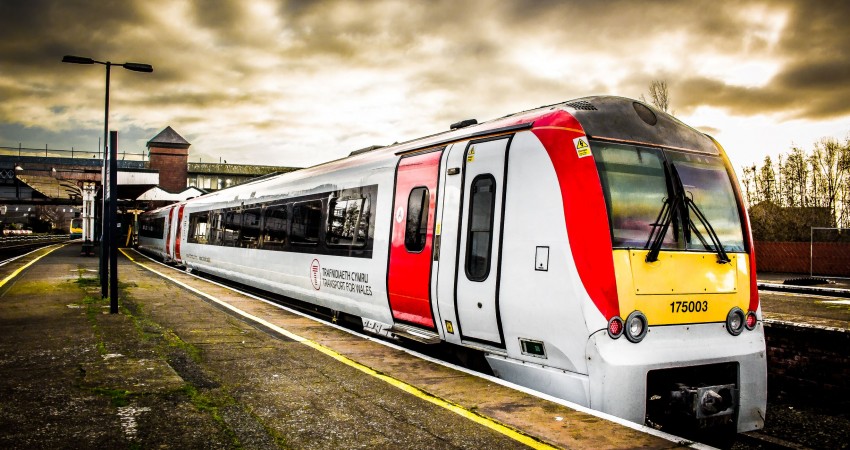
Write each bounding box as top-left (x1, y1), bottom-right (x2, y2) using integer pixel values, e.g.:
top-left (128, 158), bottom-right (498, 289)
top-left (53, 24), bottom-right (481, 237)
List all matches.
top-left (262, 204), bottom-right (289, 250)
top-left (291, 200), bottom-right (322, 245)
top-left (223, 211), bottom-right (240, 247)
top-left (466, 175), bottom-right (496, 281)
top-left (209, 212), bottom-right (224, 245)
top-left (187, 212), bottom-right (209, 244)
top-left (140, 217), bottom-right (165, 239)
top-left (239, 208), bottom-right (262, 248)
top-left (404, 187), bottom-right (429, 252)
top-left (327, 197), bottom-right (369, 248)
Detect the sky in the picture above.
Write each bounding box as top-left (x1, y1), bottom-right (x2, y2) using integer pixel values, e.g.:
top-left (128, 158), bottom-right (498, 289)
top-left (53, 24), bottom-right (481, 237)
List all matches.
top-left (1, 0), bottom-right (849, 171)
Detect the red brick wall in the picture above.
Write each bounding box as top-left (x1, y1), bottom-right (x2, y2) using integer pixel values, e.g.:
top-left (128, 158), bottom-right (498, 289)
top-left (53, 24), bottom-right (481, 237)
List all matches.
top-left (765, 321), bottom-right (850, 408)
top-left (148, 146), bottom-right (188, 193)
top-left (754, 241), bottom-right (850, 276)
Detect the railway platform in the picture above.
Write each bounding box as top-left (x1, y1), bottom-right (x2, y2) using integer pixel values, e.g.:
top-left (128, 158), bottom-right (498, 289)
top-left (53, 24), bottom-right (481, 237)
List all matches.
top-left (757, 272), bottom-right (850, 330)
top-left (0, 243), bottom-right (695, 449)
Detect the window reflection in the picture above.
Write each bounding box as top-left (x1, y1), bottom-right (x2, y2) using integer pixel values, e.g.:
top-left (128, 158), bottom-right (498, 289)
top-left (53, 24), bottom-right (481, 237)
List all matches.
top-left (592, 141), bottom-right (744, 252)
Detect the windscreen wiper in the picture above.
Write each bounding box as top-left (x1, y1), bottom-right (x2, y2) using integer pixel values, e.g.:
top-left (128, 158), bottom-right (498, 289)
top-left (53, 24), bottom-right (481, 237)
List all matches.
top-left (644, 194), bottom-right (680, 262)
top-left (684, 192), bottom-right (731, 264)
top-left (643, 161), bottom-right (684, 262)
top-left (645, 163), bottom-right (731, 264)
top-left (644, 163), bottom-right (682, 262)
top-left (670, 163), bottom-right (731, 264)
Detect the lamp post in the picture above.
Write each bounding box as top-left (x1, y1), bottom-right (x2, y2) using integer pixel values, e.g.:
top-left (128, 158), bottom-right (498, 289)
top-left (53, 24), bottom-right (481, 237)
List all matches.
top-left (61, 55), bottom-right (152, 311)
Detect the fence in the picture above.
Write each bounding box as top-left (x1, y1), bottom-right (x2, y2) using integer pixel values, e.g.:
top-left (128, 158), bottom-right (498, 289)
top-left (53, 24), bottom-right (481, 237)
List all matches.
top-left (0, 144), bottom-right (147, 162)
top-left (754, 241), bottom-right (850, 277)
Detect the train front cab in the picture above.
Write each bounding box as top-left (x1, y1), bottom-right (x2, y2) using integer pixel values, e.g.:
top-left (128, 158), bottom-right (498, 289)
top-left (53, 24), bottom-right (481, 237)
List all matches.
top-left (585, 136), bottom-right (767, 441)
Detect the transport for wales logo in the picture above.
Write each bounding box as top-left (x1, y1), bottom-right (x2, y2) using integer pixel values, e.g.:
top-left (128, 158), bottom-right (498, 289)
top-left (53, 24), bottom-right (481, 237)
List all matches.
top-left (310, 259), bottom-right (321, 290)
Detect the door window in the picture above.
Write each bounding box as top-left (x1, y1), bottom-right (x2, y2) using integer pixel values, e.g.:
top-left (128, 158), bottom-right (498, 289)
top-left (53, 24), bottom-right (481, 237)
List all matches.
top-left (404, 187), bottom-right (429, 252)
top-left (465, 175), bottom-right (496, 281)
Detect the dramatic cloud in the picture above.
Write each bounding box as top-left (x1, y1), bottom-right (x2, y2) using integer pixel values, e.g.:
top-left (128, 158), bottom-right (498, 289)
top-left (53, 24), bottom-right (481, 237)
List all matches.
top-left (0, 0), bottom-right (848, 168)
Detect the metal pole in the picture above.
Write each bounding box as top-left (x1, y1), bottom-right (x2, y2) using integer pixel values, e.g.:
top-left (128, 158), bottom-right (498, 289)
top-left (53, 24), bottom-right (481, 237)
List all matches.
top-left (100, 62), bottom-right (111, 299)
top-left (810, 227), bottom-right (813, 277)
top-left (109, 131), bottom-right (118, 313)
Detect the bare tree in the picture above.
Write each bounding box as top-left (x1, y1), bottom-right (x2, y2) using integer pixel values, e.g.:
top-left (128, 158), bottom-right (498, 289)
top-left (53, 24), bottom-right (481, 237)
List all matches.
top-left (840, 135), bottom-right (850, 227)
top-left (810, 137), bottom-right (849, 225)
top-left (746, 134), bottom-right (850, 234)
top-left (640, 80), bottom-right (671, 113)
top-left (757, 156), bottom-right (777, 203)
top-left (741, 164), bottom-right (757, 205)
top-left (34, 205), bottom-right (74, 233)
top-left (782, 146), bottom-right (809, 207)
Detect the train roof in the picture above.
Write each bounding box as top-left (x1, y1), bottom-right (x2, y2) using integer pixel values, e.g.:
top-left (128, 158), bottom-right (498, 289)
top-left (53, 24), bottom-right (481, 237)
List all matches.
top-left (565, 96), bottom-right (717, 154)
top-left (146, 95), bottom-right (716, 213)
top-left (335, 95), bottom-right (717, 159)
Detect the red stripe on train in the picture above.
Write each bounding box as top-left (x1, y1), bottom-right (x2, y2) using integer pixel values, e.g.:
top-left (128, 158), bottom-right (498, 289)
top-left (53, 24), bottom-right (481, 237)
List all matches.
top-left (532, 111), bottom-right (620, 320)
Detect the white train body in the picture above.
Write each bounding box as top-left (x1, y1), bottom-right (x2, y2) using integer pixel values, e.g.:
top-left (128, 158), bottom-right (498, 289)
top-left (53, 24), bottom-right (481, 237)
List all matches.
top-left (139, 96), bottom-right (766, 437)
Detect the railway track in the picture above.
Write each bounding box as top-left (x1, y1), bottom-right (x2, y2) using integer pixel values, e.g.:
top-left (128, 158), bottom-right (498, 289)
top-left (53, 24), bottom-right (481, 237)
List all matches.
top-left (728, 286), bottom-right (850, 450)
top-left (0, 238), bottom-right (70, 266)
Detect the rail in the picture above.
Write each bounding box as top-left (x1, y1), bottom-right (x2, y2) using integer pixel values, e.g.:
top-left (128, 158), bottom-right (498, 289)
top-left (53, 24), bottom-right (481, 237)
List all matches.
top-left (0, 234), bottom-right (70, 248)
top-left (0, 144), bottom-right (147, 162)
top-left (758, 281), bottom-right (850, 299)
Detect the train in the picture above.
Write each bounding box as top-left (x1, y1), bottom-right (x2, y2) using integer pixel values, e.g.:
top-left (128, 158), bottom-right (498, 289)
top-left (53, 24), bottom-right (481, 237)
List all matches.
top-left (138, 96), bottom-right (766, 442)
top-left (70, 218), bottom-right (83, 239)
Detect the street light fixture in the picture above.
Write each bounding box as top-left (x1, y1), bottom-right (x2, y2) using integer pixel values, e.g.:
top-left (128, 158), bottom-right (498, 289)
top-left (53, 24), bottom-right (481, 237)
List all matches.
top-left (61, 54), bottom-right (153, 313)
top-left (62, 55), bottom-right (153, 72)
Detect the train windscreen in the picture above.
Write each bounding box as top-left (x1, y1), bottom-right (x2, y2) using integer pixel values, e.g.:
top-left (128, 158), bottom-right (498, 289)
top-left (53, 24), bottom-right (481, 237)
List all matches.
top-left (591, 141), bottom-right (745, 252)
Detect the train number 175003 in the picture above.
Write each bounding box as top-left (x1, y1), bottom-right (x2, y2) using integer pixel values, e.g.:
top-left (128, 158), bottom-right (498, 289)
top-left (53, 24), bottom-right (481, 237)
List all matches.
top-left (670, 300), bottom-right (708, 313)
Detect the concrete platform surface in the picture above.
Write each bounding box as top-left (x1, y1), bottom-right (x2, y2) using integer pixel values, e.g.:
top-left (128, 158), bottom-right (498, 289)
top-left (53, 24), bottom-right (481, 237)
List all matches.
top-left (0, 243), bottom-right (690, 449)
top-left (757, 273), bottom-right (850, 330)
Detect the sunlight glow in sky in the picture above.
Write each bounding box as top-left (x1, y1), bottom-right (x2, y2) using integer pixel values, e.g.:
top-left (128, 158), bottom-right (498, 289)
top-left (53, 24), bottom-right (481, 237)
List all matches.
top-left (1, 0), bottom-right (848, 171)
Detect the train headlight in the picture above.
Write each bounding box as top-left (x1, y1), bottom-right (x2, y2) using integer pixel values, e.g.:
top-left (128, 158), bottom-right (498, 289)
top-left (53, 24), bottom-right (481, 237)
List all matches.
top-left (726, 307), bottom-right (745, 336)
top-left (745, 311), bottom-right (757, 330)
top-left (607, 317), bottom-right (624, 339)
top-left (624, 311), bottom-right (648, 343)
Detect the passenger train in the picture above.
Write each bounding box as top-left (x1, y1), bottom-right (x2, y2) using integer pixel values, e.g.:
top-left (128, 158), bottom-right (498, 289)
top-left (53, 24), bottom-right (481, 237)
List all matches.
top-left (70, 218), bottom-right (83, 239)
top-left (139, 96), bottom-right (766, 441)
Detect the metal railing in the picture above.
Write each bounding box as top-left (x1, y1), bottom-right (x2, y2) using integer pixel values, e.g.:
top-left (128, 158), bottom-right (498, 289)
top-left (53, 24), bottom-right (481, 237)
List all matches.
top-left (0, 144), bottom-right (147, 162)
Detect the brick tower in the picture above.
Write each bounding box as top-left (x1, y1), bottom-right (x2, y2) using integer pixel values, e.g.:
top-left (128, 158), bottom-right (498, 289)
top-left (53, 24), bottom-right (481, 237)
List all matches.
top-left (147, 126), bottom-right (190, 193)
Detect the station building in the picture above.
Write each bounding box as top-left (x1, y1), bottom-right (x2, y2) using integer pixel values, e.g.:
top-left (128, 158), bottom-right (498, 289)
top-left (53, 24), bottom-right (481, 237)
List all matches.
top-left (0, 126), bottom-right (300, 233)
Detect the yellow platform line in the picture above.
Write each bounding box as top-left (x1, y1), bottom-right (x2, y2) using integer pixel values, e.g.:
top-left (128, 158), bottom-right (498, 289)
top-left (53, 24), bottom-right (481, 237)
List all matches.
top-left (119, 248), bottom-right (559, 450)
top-left (0, 243), bottom-right (67, 289)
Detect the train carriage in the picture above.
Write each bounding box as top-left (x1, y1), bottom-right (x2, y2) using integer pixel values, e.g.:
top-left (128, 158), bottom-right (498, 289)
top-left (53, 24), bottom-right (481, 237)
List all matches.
top-left (69, 218), bottom-right (83, 239)
top-left (139, 96), bottom-right (766, 441)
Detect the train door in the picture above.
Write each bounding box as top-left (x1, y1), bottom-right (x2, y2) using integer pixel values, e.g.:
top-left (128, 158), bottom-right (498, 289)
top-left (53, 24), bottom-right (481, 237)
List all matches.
top-left (164, 206), bottom-right (175, 260)
top-left (454, 138), bottom-right (509, 346)
top-left (174, 205), bottom-right (186, 262)
top-left (387, 149), bottom-right (442, 329)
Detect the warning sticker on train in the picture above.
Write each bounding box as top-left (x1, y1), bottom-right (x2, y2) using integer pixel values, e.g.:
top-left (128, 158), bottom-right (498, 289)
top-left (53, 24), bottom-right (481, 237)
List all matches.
top-left (573, 137), bottom-right (591, 158)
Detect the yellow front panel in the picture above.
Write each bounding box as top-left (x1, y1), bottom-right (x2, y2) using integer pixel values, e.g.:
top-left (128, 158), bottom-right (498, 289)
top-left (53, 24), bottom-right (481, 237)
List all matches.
top-left (612, 250), bottom-right (751, 325)
top-left (630, 251), bottom-right (737, 295)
